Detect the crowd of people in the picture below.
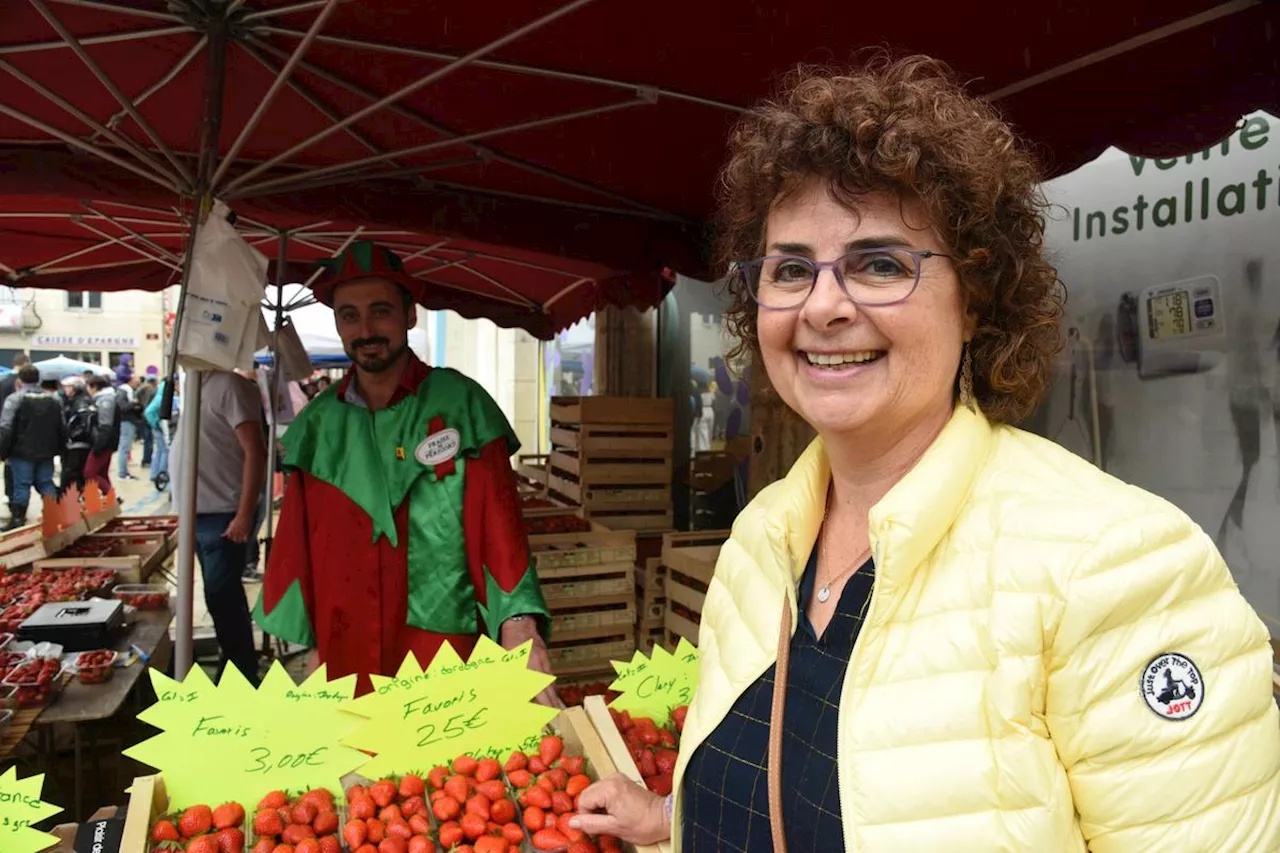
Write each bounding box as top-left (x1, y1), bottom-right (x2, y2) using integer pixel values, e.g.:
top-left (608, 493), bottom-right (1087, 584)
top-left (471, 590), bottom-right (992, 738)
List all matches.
top-left (0, 353), bottom-right (176, 529)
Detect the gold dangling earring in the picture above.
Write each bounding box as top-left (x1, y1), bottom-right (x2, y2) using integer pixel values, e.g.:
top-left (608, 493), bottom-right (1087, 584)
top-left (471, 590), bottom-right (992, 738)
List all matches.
top-left (959, 345), bottom-right (975, 410)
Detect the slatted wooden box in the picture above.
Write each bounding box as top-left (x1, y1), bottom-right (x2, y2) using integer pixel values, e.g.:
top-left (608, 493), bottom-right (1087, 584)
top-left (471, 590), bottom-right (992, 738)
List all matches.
top-left (661, 530), bottom-right (730, 648)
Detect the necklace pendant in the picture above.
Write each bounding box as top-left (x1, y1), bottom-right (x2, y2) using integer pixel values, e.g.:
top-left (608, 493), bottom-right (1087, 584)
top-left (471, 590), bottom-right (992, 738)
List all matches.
top-left (817, 585), bottom-right (831, 603)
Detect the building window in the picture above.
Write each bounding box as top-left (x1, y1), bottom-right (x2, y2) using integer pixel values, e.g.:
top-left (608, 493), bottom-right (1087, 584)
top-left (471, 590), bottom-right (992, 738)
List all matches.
top-left (66, 292), bottom-right (103, 310)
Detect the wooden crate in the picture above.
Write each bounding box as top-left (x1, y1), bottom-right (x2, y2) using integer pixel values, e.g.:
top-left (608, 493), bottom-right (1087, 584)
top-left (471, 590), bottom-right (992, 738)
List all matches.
top-left (636, 621), bottom-right (665, 655)
top-left (552, 601), bottom-right (638, 642)
top-left (636, 557), bottom-right (666, 622)
top-left (528, 522), bottom-right (636, 571)
top-left (94, 516), bottom-right (178, 551)
top-left (577, 507), bottom-right (674, 531)
top-left (550, 396), bottom-right (673, 427)
top-left (34, 554), bottom-right (147, 584)
top-left (540, 562), bottom-right (635, 607)
top-left (583, 696), bottom-right (674, 853)
top-left (660, 531), bottom-right (729, 647)
top-left (516, 452), bottom-right (549, 488)
top-left (124, 709), bottom-right (661, 853)
top-left (549, 634), bottom-right (635, 677)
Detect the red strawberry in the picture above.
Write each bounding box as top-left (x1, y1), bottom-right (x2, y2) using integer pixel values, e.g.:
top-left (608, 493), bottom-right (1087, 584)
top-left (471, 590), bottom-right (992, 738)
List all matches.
top-left (187, 837), bottom-right (221, 853)
top-left (342, 820), bottom-right (367, 850)
top-left (523, 806), bottom-right (546, 831)
top-left (531, 828), bottom-right (569, 852)
top-left (427, 766), bottom-right (450, 791)
top-left (253, 810), bottom-right (285, 838)
top-left (407, 838), bottom-right (433, 853)
top-left (502, 823), bottom-right (525, 844)
top-left (567, 841), bottom-right (598, 853)
top-left (437, 822), bottom-right (464, 849)
top-left (490, 798), bottom-right (516, 825)
top-left (312, 810), bottom-right (339, 836)
top-left (408, 814), bottom-right (430, 836)
top-left (503, 752), bottom-right (528, 774)
top-left (559, 756), bottom-right (585, 776)
top-left (317, 839), bottom-right (340, 853)
top-left (294, 841), bottom-right (320, 853)
top-left (378, 838), bottom-right (407, 853)
top-left (291, 802), bottom-right (318, 827)
top-left (251, 840), bottom-right (275, 853)
top-left (215, 828), bottom-right (245, 853)
top-left (671, 705), bottom-right (689, 732)
top-left (444, 775), bottom-right (470, 804)
top-left (152, 821), bottom-right (181, 844)
top-left (507, 769), bottom-right (533, 789)
top-left (179, 805), bottom-right (214, 839)
top-left (399, 774), bottom-right (426, 798)
top-left (258, 791), bottom-right (289, 811)
top-left (538, 736), bottom-right (564, 766)
top-left (370, 780), bottom-right (397, 809)
top-left (452, 755), bottom-right (479, 777)
top-left (281, 824), bottom-right (316, 845)
top-left (565, 775), bottom-right (591, 799)
top-left (213, 803), bottom-right (245, 830)
top-left (655, 749), bottom-right (679, 775)
top-left (475, 758), bottom-right (501, 782)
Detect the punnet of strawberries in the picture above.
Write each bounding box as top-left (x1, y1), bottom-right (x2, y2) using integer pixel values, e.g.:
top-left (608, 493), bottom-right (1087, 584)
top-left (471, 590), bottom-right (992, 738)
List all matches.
top-left (249, 788), bottom-right (344, 853)
top-left (2, 657), bottom-right (63, 708)
top-left (75, 649), bottom-right (117, 684)
top-left (609, 705), bottom-right (688, 796)
top-left (150, 801), bottom-right (250, 853)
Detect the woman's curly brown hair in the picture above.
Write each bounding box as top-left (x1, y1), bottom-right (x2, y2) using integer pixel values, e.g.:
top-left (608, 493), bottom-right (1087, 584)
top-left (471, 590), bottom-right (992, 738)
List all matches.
top-left (717, 53), bottom-right (1065, 424)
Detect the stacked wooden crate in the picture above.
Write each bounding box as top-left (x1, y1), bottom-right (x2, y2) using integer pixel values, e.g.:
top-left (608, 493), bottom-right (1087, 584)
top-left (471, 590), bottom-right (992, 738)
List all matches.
top-left (634, 557), bottom-right (666, 653)
top-left (547, 396), bottom-right (674, 531)
top-left (661, 530), bottom-right (730, 648)
top-left (525, 509), bottom-right (638, 676)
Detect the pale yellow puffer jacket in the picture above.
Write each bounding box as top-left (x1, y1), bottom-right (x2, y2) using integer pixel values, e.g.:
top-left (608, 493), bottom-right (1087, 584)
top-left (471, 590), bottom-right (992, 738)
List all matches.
top-left (671, 406), bottom-right (1280, 852)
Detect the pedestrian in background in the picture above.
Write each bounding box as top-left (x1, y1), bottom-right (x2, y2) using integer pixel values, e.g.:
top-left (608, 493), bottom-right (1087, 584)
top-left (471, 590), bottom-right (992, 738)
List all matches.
top-left (84, 374), bottom-right (118, 493)
top-left (0, 353), bottom-right (30, 521)
top-left (115, 375), bottom-right (141, 481)
top-left (136, 374), bottom-right (158, 468)
top-left (0, 366), bottom-right (65, 530)
top-left (60, 377), bottom-right (94, 493)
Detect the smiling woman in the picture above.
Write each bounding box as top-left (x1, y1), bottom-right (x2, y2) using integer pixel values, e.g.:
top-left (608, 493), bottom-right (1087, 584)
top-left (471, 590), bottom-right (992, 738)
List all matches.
top-left (570, 55), bottom-right (1280, 853)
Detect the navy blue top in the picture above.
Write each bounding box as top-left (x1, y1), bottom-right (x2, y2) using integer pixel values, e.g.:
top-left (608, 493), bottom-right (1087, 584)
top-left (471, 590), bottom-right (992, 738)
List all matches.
top-left (681, 549), bottom-right (875, 852)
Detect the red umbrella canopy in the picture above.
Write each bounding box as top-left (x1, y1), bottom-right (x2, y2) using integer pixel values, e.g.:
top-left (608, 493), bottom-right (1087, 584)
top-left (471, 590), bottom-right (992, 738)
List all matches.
top-left (0, 0), bottom-right (1276, 335)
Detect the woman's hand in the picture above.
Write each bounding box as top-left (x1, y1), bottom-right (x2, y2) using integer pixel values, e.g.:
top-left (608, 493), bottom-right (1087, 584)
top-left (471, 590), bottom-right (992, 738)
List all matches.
top-left (568, 775), bottom-right (670, 844)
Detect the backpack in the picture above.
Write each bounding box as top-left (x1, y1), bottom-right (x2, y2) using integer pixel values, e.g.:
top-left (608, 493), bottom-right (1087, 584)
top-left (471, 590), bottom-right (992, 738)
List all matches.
top-left (66, 397), bottom-right (96, 445)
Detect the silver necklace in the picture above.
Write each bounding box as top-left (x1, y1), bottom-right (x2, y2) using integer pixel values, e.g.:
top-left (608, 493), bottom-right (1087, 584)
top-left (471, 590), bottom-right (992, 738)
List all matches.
top-left (816, 531), bottom-right (871, 603)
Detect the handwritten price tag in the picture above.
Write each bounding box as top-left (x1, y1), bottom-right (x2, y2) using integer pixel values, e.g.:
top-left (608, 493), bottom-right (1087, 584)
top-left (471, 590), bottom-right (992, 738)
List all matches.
top-left (0, 768), bottom-right (62, 853)
top-left (124, 663), bottom-right (368, 809)
top-left (342, 637), bottom-right (555, 778)
top-left (608, 637), bottom-right (700, 721)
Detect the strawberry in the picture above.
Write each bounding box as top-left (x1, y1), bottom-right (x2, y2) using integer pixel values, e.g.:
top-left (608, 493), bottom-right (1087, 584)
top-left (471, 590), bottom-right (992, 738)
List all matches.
top-left (294, 841), bottom-right (320, 853)
top-left (312, 810), bottom-right (339, 836)
top-left (291, 802), bottom-right (318, 827)
top-left (655, 749), bottom-right (678, 775)
top-left (254, 811), bottom-right (285, 838)
top-left (523, 805), bottom-right (546, 831)
top-left (550, 792), bottom-right (574, 816)
top-left (342, 820), bottom-right (367, 850)
top-left (437, 821), bottom-right (464, 849)
top-left (507, 769), bottom-right (533, 789)
top-left (251, 840), bottom-right (275, 853)
top-left (346, 785), bottom-right (368, 802)
top-left (444, 775), bottom-right (470, 804)
top-left (565, 775), bottom-right (591, 798)
top-left (215, 828), bottom-right (245, 853)
top-left (459, 813), bottom-right (487, 842)
top-left (490, 798), bottom-right (516, 825)
top-left (567, 841), bottom-right (598, 853)
top-left (377, 838), bottom-right (407, 853)
top-left (475, 758), bottom-right (501, 782)
top-left (465, 794), bottom-right (490, 821)
top-left (281, 824), bottom-right (316, 845)
top-left (501, 822), bottom-right (525, 844)
top-left (258, 791), bottom-right (289, 811)
top-left (530, 828), bottom-right (569, 852)
top-left (355, 847), bottom-right (377, 853)
top-left (473, 838), bottom-right (508, 853)
top-left (408, 814), bottom-right (431, 837)
top-left (385, 818), bottom-right (412, 840)
top-left (213, 803), bottom-right (246, 830)
top-left (524, 787), bottom-right (552, 810)
top-left (152, 821), bottom-right (181, 843)
top-left (271, 846), bottom-right (295, 853)
top-left (648, 772), bottom-right (673, 796)
top-left (454, 847), bottom-right (475, 853)
top-left (671, 704), bottom-right (689, 732)
top-left (427, 766), bottom-right (450, 791)
top-left (317, 839), bottom-right (340, 853)
top-left (377, 805), bottom-right (402, 824)
top-left (348, 796), bottom-right (376, 821)
top-left (400, 795), bottom-right (426, 818)
top-left (185, 837), bottom-right (219, 853)
top-left (527, 756), bottom-right (549, 775)
top-left (503, 752), bottom-right (528, 774)
top-left (407, 838), bottom-right (434, 853)
top-left (538, 736), bottom-right (563, 766)
top-left (452, 755), bottom-right (479, 776)
top-left (543, 769), bottom-right (569, 791)
top-left (398, 774), bottom-right (426, 799)
top-left (476, 780), bottom-right (506, 802)
top-left (180, 805), bottom-right (214, 839)
top-left (431, 796), bottom-right (461, 822)
top-left (370, 780), bottom-right (397, 808)
top-left (559, 756), bottom-right (585, 776)
top-left (300, 790), bottom-right (333, 812)
top-left (597, 837), bottom-right (622, 853)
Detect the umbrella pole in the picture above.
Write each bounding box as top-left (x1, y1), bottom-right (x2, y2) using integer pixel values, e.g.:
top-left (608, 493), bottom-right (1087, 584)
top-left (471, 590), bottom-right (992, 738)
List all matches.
top-left (174, 17), bottom-right (230, 680)
top-left (262, 231), bottom-right (288, 566)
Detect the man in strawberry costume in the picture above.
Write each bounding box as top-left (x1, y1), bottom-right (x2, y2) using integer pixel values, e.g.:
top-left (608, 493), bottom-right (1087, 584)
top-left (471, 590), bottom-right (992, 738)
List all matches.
top-left (254, 241), bottom-right (554, 700)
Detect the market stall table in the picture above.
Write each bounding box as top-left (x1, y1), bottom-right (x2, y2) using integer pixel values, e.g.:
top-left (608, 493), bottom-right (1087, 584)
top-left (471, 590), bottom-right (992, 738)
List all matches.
top-left (30, 609), bottom-right (174, 821)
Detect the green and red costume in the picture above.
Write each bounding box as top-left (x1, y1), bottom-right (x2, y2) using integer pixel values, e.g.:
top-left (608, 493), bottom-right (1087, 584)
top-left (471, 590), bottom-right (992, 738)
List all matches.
top-left (253, 243), bottom-right (549, 696)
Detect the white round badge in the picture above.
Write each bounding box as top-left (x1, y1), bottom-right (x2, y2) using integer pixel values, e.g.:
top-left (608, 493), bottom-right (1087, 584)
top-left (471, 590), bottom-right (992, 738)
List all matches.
top-left (1140, 652), bottom-right (1204, 721)
top-left (415, 428), bottom-right (461, 467)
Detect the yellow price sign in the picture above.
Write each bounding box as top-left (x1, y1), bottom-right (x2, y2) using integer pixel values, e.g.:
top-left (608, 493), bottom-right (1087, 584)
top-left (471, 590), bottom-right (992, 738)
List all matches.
top-left (342, 637), bottom-right (555, 779)
top-left (0, 767), bottom-right (62, 853)
top-left (124, 663), bottom-right (369, 809)
top-left (607, 637), bottom-right (700, 721)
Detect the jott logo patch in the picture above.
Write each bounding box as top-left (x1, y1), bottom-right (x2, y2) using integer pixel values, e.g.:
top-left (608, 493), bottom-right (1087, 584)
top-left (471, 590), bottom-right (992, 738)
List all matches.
top-left (1140, 652), bottom-right (1204, 721)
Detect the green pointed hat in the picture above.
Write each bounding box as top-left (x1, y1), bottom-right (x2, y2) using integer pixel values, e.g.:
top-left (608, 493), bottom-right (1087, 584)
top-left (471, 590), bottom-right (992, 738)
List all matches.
top-left (312, 240), bottom-right (424, 306)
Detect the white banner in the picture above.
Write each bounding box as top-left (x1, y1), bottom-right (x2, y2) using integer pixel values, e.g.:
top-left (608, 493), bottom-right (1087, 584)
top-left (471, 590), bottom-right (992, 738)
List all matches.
top-left (1032, 111), bottom-right (1280, 629)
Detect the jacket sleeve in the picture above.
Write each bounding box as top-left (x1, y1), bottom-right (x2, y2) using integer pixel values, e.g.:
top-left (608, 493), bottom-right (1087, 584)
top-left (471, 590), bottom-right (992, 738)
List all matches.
top-left (0, 394), bottom-right (19, 458)
top-left (1045, 509), bottom-right (1280, 852)
top-left (252, 470), bottom-right (316, 648)
top-left (463, 437), bottom-right (550, 641)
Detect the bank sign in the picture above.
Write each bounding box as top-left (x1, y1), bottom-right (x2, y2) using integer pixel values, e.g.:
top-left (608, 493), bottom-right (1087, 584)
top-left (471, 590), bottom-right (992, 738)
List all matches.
top-left (32, 334), bottom-right (137, 348)
top-left (1033, 111), bottom-right (1280, 629)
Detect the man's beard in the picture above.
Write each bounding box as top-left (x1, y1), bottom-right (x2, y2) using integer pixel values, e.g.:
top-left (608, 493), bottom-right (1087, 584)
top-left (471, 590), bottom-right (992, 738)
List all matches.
top-left (347, 337), bottom-right (409, 374)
